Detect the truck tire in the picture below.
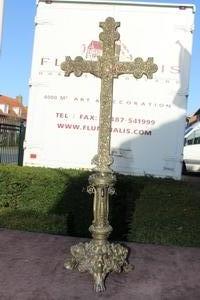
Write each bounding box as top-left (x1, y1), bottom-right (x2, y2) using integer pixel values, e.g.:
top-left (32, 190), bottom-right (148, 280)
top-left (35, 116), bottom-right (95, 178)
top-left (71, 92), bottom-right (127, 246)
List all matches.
top-left (182, 161), bottom-right (187, 174)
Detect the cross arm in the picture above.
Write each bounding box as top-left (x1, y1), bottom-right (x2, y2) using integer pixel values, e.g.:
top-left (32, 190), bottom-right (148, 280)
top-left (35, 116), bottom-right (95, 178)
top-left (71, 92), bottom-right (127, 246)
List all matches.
top-left (61, 56), bottom-right (100, 78)
top-left (116, 57), bottom-right (158, 79)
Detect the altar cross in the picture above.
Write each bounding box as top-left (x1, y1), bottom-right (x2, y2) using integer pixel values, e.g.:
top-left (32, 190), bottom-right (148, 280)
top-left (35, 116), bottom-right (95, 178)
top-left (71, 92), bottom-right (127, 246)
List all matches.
top-left (61, 17), bottom-right (158, 172)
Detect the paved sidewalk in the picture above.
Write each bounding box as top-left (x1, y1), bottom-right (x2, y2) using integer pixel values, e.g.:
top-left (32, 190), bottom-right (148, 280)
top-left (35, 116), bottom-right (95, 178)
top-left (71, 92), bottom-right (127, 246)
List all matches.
top-left (0, 229), bottom-right (200, 300)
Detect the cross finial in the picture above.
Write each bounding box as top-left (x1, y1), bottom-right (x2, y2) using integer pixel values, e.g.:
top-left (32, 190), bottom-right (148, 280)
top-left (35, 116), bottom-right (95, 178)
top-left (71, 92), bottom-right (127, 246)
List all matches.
top-left (61, 17), bottom-right (158, 171)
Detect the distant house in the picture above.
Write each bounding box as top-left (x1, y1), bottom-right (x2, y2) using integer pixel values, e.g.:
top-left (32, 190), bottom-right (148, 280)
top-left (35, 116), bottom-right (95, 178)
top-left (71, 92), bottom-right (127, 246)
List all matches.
top-left (0, 95), bottom-right (27, 121)
top-left (186, 109), bottom-right (200, 128)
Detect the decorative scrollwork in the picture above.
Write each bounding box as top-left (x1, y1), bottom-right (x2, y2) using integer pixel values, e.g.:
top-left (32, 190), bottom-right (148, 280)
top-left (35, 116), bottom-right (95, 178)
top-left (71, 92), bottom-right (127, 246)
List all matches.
top-left (64, 241), bottom-right (133, 293)
top-left (87, 185), bottom-right (95, 195)
top-left (108, 186), bottom-right (115, 195)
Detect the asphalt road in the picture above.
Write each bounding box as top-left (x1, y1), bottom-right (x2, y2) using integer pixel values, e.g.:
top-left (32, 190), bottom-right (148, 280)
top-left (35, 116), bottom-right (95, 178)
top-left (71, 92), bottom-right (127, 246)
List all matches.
top-left (182, 172), bottom-right (200, 183)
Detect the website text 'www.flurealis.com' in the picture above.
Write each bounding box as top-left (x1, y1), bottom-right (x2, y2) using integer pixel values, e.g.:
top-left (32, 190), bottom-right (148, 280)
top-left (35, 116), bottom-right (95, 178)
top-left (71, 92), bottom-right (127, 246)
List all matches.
top-left (57, 123), bottom-right (152, 135)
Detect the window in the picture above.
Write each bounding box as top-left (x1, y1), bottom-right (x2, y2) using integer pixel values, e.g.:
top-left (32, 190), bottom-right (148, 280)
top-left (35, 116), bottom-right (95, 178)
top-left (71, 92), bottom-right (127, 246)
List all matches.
top-left (194, 137), bottom-right (200, 144)
top-left (0, 103), bottom-right (9, 113)
top-left (185, 128), bottom-right (200, 145)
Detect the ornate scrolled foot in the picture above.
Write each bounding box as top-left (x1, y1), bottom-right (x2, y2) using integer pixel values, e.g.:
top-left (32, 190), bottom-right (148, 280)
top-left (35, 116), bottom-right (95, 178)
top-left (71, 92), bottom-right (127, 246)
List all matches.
top-left (94, 276), bottom-right (106, 293)
top-left (92, 256), bottom-right (106, 293)
top-left (64, 257), bottom-right (77, 270)
top-left (64, 240), bottom-right (133, 293)
top-left (122, 261), bottom-right (135, 273)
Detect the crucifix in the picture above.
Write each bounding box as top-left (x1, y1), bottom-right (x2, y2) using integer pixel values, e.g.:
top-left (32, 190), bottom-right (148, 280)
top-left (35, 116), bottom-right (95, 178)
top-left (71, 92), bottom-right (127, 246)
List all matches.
top-left (61, 17), bottom-right (158, 293)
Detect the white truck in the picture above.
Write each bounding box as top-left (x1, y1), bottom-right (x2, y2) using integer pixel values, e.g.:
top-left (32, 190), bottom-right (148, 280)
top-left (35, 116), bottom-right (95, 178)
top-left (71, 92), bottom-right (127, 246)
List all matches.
top-left (183, 121), bottom-right (200, 172)
top-left (24, 0), bottom-right (195, 179)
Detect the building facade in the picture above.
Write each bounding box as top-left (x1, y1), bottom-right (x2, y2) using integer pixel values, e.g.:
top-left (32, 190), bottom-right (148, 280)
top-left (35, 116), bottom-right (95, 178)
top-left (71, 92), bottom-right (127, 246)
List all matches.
top-left (0, 94), bottom-right (27, 121)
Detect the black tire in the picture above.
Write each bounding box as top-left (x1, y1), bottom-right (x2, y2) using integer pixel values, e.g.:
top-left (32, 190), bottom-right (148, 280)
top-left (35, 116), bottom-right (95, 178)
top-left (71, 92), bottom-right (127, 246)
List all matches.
top-left (182, 161), bottom-right (187, 174)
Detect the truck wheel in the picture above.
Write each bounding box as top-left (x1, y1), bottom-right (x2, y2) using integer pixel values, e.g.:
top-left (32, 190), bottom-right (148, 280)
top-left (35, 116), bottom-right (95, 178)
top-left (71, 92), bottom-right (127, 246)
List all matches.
top-left (182, 161), bottom-right (187, 174)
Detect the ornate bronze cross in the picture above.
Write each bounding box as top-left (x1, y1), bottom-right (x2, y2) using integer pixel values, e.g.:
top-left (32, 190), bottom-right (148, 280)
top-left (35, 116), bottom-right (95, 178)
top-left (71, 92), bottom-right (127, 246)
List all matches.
top-left (61, 17), bottom-right (158, 293)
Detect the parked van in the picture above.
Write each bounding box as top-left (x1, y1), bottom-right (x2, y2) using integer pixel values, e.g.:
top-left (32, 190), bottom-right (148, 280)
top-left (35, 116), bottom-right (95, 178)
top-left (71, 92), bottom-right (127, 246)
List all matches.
top-left (183, 121), bottom-right (200, 172)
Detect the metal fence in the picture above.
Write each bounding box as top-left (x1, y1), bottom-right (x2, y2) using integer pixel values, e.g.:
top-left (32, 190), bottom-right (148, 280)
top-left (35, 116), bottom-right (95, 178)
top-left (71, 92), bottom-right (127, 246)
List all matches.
top-left (0, 117), bottom-right (26, 165)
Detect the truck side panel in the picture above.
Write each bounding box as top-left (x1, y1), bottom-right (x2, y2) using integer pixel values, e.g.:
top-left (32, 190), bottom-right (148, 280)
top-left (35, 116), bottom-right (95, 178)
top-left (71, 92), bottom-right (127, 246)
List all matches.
top-left (24, 1), bottom-right (195, 179)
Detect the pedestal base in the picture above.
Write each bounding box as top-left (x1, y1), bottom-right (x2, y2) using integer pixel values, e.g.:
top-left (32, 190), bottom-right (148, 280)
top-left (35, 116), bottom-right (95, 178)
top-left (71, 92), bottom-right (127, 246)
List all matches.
top-left (64, 240), bottom-right (133, 292)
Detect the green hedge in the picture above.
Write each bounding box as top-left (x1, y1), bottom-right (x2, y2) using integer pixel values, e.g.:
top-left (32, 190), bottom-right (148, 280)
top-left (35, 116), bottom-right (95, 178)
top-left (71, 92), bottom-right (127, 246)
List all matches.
top-left (128, 179), bottom-right (200, 246)
top-left (0, 165), bottom-right (200, 246)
